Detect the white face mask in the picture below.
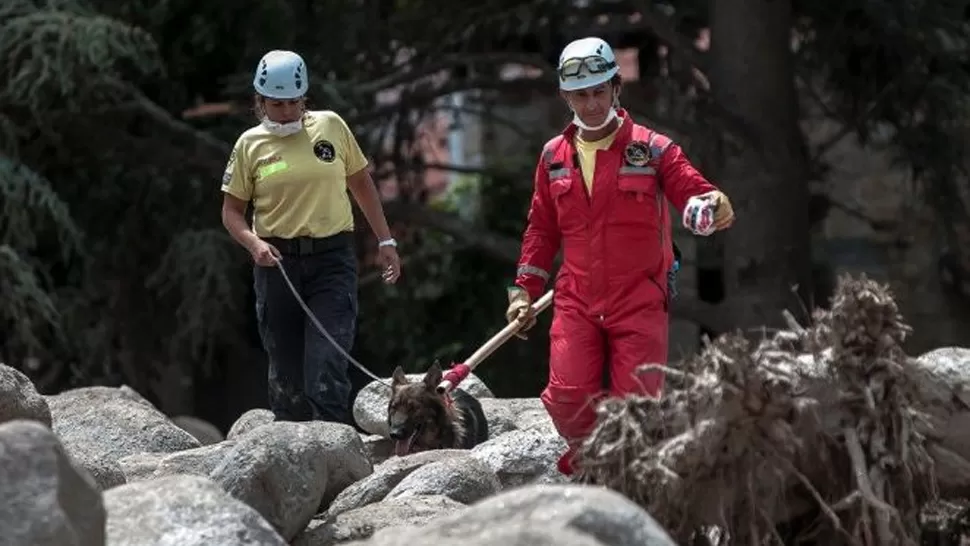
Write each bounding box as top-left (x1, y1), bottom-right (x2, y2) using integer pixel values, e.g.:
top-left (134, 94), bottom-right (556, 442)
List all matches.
top-left (572, 107), bottom-right (617, 131)
top-left (261, 117), bottom-right (304, 137)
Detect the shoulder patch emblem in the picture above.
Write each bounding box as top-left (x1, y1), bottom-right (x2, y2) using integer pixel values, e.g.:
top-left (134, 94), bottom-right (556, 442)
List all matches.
top-left (313, 139), bottom-right (336, 163)
top-left (623, 140), bottom-right (651, 167)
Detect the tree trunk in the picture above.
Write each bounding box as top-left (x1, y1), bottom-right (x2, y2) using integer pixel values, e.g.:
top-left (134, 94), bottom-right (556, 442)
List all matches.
top-left (708, 0), bottom-right (815, 329)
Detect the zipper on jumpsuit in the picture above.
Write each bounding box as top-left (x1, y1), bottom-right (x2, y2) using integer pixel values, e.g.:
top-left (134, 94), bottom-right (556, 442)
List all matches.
top-left (577, 142), bottom-right (670, 321)
top-left (575, 150), bottom-right (608, 326)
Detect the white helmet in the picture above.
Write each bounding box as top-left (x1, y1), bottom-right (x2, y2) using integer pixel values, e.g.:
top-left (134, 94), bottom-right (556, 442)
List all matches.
top-left (557, 37), bottom-right (619, 92)
top-left (253, 50), bottom-right (308, 99)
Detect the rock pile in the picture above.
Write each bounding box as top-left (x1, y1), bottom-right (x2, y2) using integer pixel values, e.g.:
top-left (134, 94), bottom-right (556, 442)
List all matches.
top-left (5, 273), bottom-right (970, 545)
top-left (0, 363), bottom-right (675, 545)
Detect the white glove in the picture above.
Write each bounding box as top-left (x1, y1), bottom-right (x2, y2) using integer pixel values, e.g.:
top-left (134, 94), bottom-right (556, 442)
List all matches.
top-left (683, 194), bottom-right (718, 236)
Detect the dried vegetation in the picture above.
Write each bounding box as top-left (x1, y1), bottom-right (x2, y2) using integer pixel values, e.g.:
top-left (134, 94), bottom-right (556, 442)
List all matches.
top-left (574, 274), bottom-right (970, 545)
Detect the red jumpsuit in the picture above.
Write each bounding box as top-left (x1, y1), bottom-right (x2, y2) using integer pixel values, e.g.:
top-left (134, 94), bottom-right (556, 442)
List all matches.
top-left (513, 109), bottom-right (719, 473)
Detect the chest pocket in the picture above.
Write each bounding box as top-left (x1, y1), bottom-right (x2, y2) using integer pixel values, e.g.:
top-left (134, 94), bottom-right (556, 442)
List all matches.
top-left (613, 166), bottom-right (661, 227)
top-left (547, 165), bottom-right (578, 222)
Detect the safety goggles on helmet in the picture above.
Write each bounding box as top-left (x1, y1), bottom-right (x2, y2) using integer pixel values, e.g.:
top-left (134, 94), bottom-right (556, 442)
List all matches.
top-left (557, 55), bottom-right (618, 81)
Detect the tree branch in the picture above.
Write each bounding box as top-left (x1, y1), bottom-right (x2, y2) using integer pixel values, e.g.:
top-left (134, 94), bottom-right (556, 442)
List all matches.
top-left (622, 1), bottom-right (708, 75)
top-left (353, 52), bottom-right (554, 96)
top-left (371, 160), bottom-right (519, 179)
top-left (623, 84), bottom-right (696, 137)
top-left (381, 200), bottom-right (523, 263)
top-left (816, 193), bottom-right (899, 233)
top-left (447, 102), bottom-right (544, 142)
top-left (349, 76), bottom-right (551, 127)
top-left (117, 81), bottom-right (231, 158)
top-left (585, 3), bottom-right (765, 160)
top-left (808, 70), bottom-right (910, 165)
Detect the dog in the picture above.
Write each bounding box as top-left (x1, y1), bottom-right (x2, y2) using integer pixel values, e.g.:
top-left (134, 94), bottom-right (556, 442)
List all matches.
top-left (386, 362), bottom-right (489, 457)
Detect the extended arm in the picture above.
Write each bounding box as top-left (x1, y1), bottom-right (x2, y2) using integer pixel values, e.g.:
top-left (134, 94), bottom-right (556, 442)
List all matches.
top-left (658, 140), bottom-right (734, 234)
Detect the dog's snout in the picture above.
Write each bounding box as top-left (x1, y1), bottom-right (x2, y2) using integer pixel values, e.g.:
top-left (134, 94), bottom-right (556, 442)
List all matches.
top-left (388, 410), bottom-right (411, 440)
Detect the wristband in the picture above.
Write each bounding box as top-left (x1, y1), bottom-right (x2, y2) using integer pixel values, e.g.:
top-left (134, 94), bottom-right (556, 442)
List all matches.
top-left (378, 238), bottom-right (397, 248)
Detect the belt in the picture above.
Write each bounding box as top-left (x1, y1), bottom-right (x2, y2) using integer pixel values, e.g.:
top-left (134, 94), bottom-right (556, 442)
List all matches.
top-left (263, 232), bottom-right (352, 256)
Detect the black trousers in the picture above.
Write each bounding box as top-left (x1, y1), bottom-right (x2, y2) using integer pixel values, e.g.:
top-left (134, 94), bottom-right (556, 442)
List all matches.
top-left (252, 232), bottom-right (357, 425)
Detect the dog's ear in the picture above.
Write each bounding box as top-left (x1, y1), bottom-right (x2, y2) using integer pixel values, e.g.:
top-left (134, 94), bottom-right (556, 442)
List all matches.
top-left (423, 361), bottom-right (443, 390)
top-left (391, 366), bottom-right (408, 388)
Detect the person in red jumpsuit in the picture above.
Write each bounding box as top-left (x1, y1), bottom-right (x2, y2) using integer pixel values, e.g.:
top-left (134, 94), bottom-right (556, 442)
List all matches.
top-left (505, 36), bottom-right (736, 476)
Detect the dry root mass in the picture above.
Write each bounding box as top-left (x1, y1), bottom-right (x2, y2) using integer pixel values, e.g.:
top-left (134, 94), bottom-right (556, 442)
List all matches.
top-left (574, 274), bottom-right (948, 545)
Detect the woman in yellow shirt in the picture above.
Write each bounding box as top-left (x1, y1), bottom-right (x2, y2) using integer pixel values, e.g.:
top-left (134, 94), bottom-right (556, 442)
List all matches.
top-left (220, 49), bottom-right (401, 425)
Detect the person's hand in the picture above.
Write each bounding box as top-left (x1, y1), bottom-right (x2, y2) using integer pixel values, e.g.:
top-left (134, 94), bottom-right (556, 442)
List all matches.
top-left (505, 287), bottom-right (536, 340)
top-left (683, 190), bottom-right (735, 236)
top-left (378, 245), bottom-right (401, 284)
top-left (708, 190), bottom-right (735, 231)
top-left (250, 239), bottom-right (281, 267)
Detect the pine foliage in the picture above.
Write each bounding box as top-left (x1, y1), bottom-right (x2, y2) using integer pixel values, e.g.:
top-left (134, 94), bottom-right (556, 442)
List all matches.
top-left (0, 0), bottom-right (243, 395)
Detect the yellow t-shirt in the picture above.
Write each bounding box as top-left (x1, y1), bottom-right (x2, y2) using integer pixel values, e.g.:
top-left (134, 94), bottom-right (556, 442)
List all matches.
top-left (574, 127), bottom-right (619, 194)
top-left (221, 110), bottom-right (369, 238)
